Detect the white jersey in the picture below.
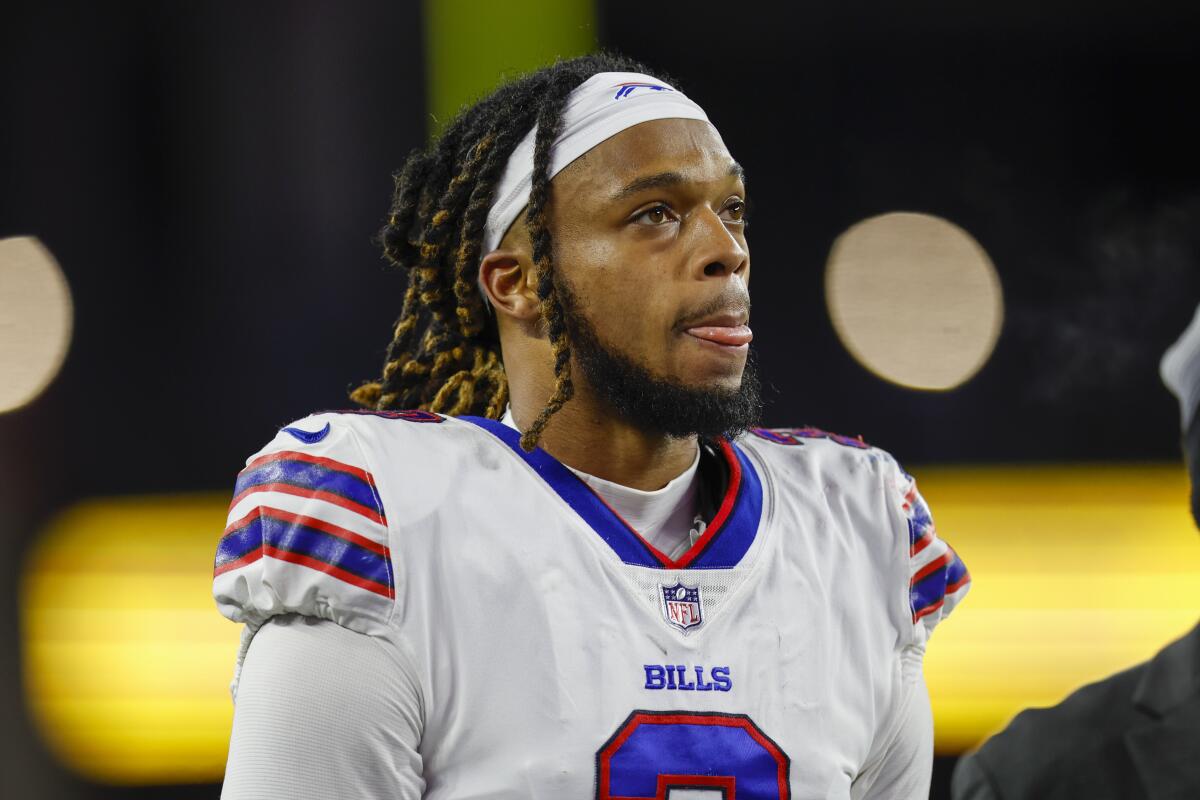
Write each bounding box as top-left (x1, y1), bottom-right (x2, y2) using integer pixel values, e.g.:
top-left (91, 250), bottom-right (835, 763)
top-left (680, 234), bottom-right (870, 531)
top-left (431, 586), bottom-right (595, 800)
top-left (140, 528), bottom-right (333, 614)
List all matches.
top-left (214, 410), bottom-right (968, 799)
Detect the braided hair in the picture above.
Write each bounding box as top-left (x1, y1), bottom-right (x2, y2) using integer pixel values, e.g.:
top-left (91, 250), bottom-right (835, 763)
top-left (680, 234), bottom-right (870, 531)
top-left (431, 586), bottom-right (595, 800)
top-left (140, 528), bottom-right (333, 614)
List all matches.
top-left (351, 53), bottom-right (667, 451)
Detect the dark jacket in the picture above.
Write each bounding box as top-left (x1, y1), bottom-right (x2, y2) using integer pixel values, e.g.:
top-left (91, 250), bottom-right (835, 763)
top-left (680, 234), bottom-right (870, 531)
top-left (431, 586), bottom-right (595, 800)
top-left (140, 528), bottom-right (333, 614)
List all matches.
top-left (951, 622), bottom-right (1200, 800)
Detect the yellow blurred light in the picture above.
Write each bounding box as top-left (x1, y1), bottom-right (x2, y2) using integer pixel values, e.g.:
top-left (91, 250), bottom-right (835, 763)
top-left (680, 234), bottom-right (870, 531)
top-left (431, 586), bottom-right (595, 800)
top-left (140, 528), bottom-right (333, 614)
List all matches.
top-left (423, 0), bottom-right (596, 136)
top-left (917, 463), bottom-right (1200, 753)
top-left (19, 465), bottom-right (1199, 783)
top-left (21, 495), bottom-right (237, 785)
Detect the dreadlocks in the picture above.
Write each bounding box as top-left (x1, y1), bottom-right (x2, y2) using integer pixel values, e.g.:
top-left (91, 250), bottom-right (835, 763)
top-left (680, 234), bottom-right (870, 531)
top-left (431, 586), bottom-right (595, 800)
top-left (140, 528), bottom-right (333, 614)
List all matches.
top-left (350, 54), bottom-right (666, 451)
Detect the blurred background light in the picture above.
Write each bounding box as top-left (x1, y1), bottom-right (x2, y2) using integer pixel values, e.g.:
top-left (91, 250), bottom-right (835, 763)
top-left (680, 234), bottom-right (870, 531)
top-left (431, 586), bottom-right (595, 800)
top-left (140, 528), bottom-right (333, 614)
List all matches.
top-left (21, 495), bottom-right (236, 785)
top-left (918, 462), bottom-right (1200, 753)
top-left (423, 0), bottom-right (596, 135)
top-left (19, 463), bottom-right (1197, 782)
top-left (825, 212), bottom-right (1003, 391)
top-left (0, 236), bottom-right (73, 414)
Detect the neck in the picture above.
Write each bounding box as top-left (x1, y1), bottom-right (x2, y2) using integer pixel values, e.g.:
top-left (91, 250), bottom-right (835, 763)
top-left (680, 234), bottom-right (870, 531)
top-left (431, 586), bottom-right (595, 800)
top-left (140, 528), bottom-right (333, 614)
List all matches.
top-left (509, 388), bottom-right (698, 492)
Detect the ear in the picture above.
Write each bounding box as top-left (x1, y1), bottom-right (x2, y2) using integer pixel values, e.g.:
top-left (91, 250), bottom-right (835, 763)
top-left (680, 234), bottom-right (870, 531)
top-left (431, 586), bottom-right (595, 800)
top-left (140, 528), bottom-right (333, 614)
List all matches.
top-left (480, 249), bottom-right (540, 321)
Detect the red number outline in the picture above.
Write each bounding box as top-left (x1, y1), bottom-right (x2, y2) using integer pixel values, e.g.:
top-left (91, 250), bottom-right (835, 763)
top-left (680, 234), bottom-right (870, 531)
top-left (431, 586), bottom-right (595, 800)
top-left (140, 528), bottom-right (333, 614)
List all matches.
top-left (595, 710), bottom-right (790, 799)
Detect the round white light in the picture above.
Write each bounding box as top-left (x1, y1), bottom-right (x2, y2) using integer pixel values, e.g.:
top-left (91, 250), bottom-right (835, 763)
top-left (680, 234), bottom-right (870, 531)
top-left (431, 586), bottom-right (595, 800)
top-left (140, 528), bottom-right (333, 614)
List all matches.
top-left (0, 237), bottom-right (74, 413)
top-left (825, 212), bottom-right (1003, 391)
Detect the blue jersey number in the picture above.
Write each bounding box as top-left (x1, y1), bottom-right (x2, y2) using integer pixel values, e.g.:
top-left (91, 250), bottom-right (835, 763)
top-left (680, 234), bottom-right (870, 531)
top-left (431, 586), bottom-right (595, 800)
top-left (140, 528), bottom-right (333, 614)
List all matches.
top-left (596, 710), bottom-right (790, 799)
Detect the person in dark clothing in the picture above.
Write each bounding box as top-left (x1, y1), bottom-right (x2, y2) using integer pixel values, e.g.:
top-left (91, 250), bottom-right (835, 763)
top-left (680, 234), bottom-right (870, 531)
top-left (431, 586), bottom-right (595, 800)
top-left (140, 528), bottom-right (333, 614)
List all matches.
top-left (952, 303), bottom-right (1200, 800)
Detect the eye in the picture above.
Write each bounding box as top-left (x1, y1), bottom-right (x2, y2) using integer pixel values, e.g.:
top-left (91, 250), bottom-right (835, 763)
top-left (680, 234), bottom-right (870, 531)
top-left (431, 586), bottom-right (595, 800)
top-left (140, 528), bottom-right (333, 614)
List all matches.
top-left (633, 204), bottom-right (674, 225)
top-left (721, 199), bottom-right (748, 224)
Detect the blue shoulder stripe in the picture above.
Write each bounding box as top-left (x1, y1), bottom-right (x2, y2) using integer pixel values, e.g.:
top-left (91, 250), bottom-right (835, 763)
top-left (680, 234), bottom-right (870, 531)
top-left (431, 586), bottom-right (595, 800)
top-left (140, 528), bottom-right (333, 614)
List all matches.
top-left (215, 508), bottom-right (394, 598)
top-left (232, 451), bottom-right (386, 525)
top-left (911, 549), bottom-right (969, 621)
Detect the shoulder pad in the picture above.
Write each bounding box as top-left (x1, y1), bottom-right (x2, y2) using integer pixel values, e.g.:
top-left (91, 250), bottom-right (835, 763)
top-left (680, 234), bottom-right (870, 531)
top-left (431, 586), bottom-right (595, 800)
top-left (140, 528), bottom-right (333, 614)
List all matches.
top-left (745, 427), bottom-right (970, 642)
top-left (213, 413), bottom-right (395, 637)
top-left (887, 455), bottom-right (970, 642)
top-left (745, 426), bottom-right (872, 450)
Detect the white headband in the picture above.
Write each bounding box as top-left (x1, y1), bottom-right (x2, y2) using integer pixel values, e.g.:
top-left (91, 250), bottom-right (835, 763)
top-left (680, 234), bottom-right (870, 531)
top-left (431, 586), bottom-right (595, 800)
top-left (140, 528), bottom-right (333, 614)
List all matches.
top-left (479, 71), bottom-right (714, 276)
top-left (1162, 302), bottom-right (1200, 432)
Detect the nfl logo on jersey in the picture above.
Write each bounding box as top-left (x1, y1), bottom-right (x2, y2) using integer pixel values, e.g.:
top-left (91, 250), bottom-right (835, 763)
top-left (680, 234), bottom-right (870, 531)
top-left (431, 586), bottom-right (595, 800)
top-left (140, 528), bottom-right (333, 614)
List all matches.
top-left (661, 582), bottom-right (703, 632)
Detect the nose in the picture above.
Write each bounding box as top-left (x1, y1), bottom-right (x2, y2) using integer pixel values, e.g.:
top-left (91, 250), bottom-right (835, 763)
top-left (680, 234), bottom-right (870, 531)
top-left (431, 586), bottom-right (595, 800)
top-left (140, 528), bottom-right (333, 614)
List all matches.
top-left (689, 207), bottom-right (749, 282)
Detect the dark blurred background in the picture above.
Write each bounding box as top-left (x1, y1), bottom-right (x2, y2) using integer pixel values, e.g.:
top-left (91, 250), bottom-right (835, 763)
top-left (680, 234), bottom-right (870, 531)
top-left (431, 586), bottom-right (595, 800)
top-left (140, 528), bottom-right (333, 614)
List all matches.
top-left (2, 1), bottom-right (1198, 797)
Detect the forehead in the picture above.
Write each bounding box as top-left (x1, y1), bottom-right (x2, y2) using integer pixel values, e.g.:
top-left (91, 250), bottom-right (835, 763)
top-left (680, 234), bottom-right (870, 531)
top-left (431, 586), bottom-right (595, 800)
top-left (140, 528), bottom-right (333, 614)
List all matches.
top-left (555, 118), bottom-right (738, 194)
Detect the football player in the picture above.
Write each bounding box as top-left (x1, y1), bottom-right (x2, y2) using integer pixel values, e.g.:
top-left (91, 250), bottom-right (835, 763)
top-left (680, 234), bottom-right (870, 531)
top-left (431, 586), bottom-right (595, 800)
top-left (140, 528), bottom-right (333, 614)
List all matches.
top-left (215, 53), bottom-right (969, 799)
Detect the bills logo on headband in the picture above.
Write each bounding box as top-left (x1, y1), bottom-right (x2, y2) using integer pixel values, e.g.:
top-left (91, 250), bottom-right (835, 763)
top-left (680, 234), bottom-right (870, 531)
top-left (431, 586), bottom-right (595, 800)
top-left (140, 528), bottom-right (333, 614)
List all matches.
top-left (612, 82), bottom-right (674, 100)
top-left (661, 582), bottom-right (703, 632)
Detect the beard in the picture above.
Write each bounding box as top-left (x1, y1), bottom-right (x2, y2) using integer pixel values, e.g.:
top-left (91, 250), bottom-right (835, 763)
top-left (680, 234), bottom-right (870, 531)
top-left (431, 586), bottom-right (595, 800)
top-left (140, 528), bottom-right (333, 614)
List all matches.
top-left (557, 281), bottom-right (763, 440)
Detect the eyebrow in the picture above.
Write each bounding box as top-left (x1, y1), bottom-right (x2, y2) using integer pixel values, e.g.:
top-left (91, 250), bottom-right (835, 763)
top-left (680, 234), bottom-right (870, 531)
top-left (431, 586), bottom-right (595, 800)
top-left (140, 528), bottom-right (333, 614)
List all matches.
top-left (611, 161), bottom-right (746, 202)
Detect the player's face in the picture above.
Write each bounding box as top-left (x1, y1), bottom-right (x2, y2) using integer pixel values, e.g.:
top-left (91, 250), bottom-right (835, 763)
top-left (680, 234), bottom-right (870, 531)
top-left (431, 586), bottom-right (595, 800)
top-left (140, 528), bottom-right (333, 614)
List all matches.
top-left (549, 118), bottom-right (751, 394)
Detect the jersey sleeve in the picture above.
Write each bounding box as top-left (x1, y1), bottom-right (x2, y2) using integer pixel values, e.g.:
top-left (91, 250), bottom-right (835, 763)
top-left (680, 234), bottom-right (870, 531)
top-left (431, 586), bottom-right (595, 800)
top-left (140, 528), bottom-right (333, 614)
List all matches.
top-left (883, 454), bottom-right (971, 646)
top-left (851, 671), bottom-right (934, 800)
top-left (222, 616), bottom-right (424, 799)
top-left (212, 413), bottom-right (396, 644)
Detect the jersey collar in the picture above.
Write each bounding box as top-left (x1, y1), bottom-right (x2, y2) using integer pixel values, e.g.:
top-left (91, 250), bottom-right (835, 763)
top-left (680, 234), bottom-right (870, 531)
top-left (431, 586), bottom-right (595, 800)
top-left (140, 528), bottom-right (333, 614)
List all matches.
top-left (460, 416), bottom-right (763, 570)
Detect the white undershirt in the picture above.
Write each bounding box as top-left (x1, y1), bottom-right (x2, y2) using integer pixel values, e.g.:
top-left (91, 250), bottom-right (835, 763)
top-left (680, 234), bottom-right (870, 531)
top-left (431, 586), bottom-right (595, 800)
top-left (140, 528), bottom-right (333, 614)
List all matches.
top-left (499, 408), bottom-right (702, 560)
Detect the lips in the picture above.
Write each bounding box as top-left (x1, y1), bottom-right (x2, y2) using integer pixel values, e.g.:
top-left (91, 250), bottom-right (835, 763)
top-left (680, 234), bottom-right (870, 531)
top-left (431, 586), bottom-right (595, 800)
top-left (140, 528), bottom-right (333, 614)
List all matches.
top-left (684, 324), bottom-right (753, 347)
